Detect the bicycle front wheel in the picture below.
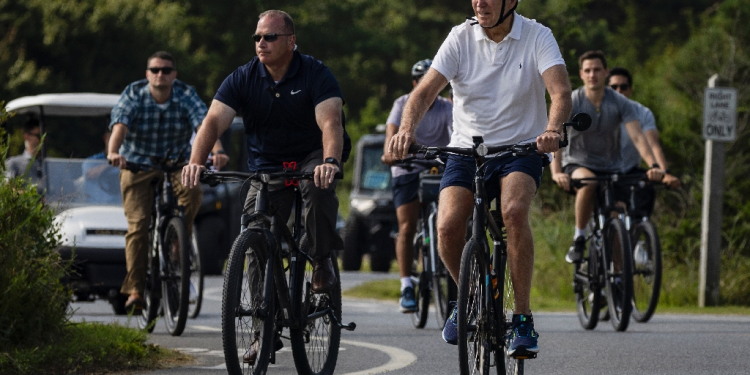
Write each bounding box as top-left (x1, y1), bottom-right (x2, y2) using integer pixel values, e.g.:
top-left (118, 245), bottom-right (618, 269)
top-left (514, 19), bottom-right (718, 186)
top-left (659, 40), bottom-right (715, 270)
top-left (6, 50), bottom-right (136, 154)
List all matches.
top-left (188, 230), bottom-right (204, 319)
top-left (603, 218), bottom-right (633, 332)
top-left (457, 240), bottom-right (491, 375)
top-left (411, 235), bottom-right (430, 329)
top-left (631, 221), bottom-right (661, 323)
top-left (137, 232), bottom-right (161, 333)
top-left (161, 217), bottom-right (191, 336)
top-left (574, 232), bottom-right (601, 330)
top-left (222, 230), bottom-right (275, 375)
top-left (290, 235), bottom-right (342, 375)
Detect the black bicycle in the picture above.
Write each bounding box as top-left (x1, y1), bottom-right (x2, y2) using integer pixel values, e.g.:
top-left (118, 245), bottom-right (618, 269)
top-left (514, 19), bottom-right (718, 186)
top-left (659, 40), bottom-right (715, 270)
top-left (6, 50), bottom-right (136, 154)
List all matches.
top-left (404, 113), bottom-right (590, 375)
top-left (124, 157), bottom-right (196, 336)
top-left (410, 168), bottom-right (457, 329)
top-left (615, 173), bottom-right (663, 323)
top-left (200, 168), bottom-right (356, 375)
top-left (571, 174), bottom-right (635, 332)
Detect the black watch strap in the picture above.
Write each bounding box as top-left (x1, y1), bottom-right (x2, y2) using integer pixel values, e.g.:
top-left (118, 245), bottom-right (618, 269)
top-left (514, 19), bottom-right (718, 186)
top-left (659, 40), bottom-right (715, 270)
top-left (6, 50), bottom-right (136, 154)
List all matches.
top-left (651, 163), bottom-right (660, 169)
top-left (324, 157), bottom-right (340, 168)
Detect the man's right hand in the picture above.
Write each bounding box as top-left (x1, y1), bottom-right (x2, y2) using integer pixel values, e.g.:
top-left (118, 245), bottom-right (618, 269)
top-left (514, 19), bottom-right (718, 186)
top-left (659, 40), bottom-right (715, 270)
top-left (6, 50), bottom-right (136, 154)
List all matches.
top-left (182, 163), bottom-right (206, 188)
top-left (387, 131), bottom-right (415, 160)
top-left (552, 172), bottom-right (571, 191)
top-left (107, 152), bottom-right (127, 169)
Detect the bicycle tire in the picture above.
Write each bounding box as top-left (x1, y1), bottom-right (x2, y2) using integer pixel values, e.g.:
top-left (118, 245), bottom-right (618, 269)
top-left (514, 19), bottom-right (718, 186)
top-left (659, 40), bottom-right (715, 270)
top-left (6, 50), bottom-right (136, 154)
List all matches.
top-left (412, 234), bottom-right (430, 329)
top-left (631, 221), bottom-right (662, 323)
top-left (574, 231), bottom-right (602, 330)
top-left (433, 258), bottom-right (456, 329)
top-left (457, 240), bottom-right (491, 375)
top-left (290, 234), bottom-right (342, 375)
top-left (222, 230), bottom-right (275, 375)
top-left (603, 218), bottom-right (633, 332)
top-left (497, 249), bottom-right (523, 375)
top-left (137, 231), bottom-right (161, 333)
top-left (188, 231), bottom-right (204, 319)
top-left (161, 217), bottom-right (191, 336)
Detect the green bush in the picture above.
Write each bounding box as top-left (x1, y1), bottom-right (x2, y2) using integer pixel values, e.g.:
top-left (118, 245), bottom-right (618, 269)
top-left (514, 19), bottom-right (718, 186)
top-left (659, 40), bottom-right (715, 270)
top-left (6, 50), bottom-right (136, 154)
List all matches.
top-left (0, 105), bottom-right (70, 351)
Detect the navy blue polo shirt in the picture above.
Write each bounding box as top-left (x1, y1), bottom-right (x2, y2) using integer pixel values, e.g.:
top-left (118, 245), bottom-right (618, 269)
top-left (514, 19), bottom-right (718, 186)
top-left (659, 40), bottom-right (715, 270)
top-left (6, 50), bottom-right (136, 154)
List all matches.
top-left (215, 51), bottom-right (344, 172)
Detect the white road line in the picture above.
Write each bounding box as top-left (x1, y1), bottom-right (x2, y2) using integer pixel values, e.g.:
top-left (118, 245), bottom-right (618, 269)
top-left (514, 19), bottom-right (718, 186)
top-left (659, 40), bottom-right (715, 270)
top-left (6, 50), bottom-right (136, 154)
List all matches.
top-left (340, 339), bottom-right (417, 375)
top-left (192, 325), bottom-right (222, 332)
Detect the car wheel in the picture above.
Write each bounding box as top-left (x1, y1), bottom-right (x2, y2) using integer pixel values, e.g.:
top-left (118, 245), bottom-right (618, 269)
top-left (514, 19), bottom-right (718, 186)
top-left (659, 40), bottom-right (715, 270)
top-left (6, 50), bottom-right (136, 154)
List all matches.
top-left (196, 215), bottom-right (227, 275)
top-left (342, 214), bottom-right (364, 271)
top-left (369, 227), bottom-right (394, 272)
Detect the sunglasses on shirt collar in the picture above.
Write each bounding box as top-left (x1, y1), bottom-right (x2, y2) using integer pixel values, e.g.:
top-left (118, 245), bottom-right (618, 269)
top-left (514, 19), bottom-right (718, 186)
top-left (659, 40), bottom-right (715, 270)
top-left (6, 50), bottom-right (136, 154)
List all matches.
top-left (252, 33), bottom-right (293, 42)
top-left (148, 67), bottom-right (174, 74)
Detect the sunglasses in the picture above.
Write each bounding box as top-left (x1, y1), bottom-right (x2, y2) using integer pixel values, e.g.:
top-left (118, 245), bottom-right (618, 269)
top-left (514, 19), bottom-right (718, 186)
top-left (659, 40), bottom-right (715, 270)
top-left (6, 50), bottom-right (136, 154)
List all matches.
top-left (610, 84), bottom-right (630, 91)
top-left (252, 33), bottom-right (293, 43)
top-left (27, 132), bottom-right (41, 139)
top-left (148, 67), bottom-right (174, 74)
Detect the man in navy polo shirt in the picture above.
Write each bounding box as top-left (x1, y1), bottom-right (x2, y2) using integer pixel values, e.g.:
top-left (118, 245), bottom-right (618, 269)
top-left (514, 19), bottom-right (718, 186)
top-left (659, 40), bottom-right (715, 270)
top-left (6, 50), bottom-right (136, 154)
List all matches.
top-left (183, 10), bottom-right (346, 298)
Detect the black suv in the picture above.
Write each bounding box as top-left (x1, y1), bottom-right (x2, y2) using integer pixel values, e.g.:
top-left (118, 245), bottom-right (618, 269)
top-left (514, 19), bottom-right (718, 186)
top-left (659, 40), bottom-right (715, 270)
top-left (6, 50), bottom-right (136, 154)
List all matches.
top-left (341, 134), bottom-right (398, 272)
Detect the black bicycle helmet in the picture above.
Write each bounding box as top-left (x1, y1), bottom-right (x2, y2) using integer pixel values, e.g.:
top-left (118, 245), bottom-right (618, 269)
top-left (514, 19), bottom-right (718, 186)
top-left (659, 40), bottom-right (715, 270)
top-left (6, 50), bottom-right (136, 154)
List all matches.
top-left (411, 59), bottom-right (433, 80)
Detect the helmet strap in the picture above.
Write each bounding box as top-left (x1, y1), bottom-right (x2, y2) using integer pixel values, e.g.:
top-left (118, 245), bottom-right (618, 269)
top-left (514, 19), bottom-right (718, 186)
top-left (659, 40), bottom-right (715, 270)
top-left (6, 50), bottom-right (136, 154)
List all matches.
top-left (468, 0), bottom-right (517, 29)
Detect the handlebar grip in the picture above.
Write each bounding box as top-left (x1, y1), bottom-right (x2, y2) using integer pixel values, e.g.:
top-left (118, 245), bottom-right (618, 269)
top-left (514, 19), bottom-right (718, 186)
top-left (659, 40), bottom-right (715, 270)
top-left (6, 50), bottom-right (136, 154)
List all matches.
top-left (408, 144), bottom-right (423, 154)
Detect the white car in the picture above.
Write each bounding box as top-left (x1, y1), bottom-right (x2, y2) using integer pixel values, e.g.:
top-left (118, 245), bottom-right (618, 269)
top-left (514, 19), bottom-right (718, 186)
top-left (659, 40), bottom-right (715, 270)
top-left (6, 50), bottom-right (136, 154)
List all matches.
top-left (6, 93), bottom-right (132, 313)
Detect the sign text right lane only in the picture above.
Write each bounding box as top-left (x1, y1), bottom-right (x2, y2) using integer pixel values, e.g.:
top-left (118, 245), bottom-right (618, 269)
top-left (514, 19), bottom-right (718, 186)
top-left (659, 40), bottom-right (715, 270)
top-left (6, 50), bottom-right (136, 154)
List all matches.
top-left (703, 87), bottom-right (738, 142)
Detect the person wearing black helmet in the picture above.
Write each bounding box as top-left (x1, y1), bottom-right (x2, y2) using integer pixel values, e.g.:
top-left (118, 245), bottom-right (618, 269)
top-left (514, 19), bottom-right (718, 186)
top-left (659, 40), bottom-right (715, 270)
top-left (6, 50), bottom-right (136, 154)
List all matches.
top-left (388, 0), bottom-right (572, 358)
top-left (381, 59), bottom-right (452, 313)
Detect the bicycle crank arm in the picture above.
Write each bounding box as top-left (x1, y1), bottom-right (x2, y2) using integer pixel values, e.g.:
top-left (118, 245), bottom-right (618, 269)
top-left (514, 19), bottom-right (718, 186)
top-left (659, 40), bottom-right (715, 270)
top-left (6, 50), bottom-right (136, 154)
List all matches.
top-left (329, 312), bottom-right (356, 331)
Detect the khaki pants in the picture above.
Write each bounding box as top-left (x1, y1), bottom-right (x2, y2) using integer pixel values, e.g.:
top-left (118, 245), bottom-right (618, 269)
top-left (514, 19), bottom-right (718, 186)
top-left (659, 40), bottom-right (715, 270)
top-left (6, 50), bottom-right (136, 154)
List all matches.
top-left (119, 169), bottom-right (202, 295)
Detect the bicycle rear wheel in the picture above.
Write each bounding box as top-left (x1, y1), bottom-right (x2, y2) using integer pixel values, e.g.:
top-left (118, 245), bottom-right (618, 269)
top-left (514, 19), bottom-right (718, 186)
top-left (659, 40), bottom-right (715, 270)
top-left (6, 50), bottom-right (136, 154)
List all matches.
top-left (161, 217), bottom-right (191, 336)
top-left (222, 230), bottom-right (275, 375)
top-left (137, 234), bottom-right (161, 333)
top-left (631, 221), bottom-right (661, 323)
top-left (574, 232), bottom-right (601, 330)
top-left (496, 250), bottom-right (524, 375)
top-left (290, 234), bottom-right (342, 375)
top-left (603, 218), bottom-right (633, 331)
top-left (411, 234), bottom-right (430, 329)
top-left (188, 231), bottom-right (204, 319)
top-left (457, 240), bottom-right (491, 375)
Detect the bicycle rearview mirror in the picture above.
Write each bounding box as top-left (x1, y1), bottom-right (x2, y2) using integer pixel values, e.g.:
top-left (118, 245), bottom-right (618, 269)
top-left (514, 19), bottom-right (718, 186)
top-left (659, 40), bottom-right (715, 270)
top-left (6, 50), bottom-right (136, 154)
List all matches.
top-left (570, 113), bottom-right (592, 131)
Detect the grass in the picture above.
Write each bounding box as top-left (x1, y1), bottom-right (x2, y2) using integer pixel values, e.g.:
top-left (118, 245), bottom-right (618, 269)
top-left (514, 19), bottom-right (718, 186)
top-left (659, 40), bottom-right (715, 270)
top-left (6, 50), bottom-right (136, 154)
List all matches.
top-left (0, 321), bottom-right (190, 375)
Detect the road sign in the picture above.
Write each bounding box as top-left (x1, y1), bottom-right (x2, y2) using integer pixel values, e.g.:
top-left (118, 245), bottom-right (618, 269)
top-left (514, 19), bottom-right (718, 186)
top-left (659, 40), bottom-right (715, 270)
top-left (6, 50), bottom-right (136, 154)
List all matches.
top-left (703, 87), bottom-right (737, 141)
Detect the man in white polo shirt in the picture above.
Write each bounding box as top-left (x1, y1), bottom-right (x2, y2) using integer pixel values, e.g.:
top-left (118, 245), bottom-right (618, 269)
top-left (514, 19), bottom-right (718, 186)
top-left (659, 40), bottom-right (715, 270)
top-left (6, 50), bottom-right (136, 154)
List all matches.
top-left (388, 0), bottom-right (571, 358)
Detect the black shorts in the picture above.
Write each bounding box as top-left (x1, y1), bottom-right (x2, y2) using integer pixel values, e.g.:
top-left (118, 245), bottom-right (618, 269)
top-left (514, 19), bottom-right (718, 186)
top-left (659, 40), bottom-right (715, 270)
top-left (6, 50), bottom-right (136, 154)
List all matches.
top-left (440, 153), bottom-right (544, 201)
top-left (392, 173), bottom-right (420, 208)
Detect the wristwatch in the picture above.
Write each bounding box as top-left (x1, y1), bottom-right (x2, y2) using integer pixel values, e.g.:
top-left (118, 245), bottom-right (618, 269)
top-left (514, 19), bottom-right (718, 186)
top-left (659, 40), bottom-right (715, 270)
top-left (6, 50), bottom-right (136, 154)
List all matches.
top-left (651, 163), bottom-right (660, 169)
top-left (324, 157), bottom-right (340, 168)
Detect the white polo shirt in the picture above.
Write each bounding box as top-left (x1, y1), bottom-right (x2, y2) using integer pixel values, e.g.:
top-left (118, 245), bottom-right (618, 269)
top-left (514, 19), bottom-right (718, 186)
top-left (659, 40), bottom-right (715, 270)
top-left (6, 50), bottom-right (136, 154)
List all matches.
top-left (432, 13), bottom-right (565, 148)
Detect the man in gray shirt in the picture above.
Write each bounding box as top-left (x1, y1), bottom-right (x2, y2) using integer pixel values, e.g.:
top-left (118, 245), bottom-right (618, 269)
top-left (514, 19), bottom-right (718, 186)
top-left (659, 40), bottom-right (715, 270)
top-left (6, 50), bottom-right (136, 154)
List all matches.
top-left (5, 118), bottom-right (44, 195)
top-left (381, 59), bottom-right (452, 313)
top-left (550, 51), bottom-right (663, 263)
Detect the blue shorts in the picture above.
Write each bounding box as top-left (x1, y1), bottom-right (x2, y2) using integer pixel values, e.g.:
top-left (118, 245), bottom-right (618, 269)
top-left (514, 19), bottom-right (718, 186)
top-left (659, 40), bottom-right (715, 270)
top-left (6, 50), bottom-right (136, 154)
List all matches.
top-left (439, 153), bottom-right (544, 201)
top-left (392, 173), bottom-right (420, 208)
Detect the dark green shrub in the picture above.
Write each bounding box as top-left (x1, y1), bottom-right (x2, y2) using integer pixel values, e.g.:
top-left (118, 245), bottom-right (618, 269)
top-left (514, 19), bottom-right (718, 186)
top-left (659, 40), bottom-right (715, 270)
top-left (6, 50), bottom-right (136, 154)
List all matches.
top-left (0, 104), bottom-right (70, 351)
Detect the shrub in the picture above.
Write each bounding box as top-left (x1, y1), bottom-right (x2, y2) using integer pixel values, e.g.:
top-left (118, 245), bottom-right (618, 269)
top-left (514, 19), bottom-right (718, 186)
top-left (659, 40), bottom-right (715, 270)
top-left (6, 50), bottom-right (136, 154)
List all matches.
top-left (0, 104), bottom-right (70, 351)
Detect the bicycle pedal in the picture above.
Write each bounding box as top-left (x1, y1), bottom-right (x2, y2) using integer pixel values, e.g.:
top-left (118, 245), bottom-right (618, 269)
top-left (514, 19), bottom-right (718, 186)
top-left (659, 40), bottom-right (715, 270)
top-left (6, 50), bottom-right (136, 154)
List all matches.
top-left (513, 353), bottom-right (537, 360)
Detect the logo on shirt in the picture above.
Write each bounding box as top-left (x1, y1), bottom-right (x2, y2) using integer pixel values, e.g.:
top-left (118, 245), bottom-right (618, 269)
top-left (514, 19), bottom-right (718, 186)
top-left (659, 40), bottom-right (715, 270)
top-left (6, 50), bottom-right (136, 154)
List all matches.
top-left (291, 90), bottom-right (302, 95)
top-left (519, 63), bottom-right (522, 69)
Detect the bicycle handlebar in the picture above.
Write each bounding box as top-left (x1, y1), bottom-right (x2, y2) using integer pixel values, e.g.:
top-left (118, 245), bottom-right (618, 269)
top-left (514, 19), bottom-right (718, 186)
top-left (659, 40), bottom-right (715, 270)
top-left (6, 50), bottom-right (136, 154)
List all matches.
top-left (570, 173), bottom-right (668, 189)
top-left (199, 169), bottom-right (344, 185)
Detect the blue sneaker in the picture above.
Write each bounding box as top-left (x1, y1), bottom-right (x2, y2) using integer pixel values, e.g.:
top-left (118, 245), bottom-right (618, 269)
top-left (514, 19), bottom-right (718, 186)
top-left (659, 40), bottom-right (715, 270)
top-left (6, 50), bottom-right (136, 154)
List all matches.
top-left (442, 302), bottom-right (458, 345)
top-left (508, 314), bottom-right (540, 357)
top-left (400, 286), bottom-right (418, 313)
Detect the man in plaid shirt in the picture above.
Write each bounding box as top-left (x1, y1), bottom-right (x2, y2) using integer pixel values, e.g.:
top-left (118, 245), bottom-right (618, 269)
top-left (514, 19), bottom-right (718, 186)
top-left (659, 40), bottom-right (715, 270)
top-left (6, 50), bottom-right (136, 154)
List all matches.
top-left (108, 51), bottom-right (228, 311)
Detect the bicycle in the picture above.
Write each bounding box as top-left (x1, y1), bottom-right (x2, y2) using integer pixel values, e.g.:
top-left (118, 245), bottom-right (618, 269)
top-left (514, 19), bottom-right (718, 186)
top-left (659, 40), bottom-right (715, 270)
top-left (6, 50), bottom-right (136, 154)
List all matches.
top-left (188, 231), bottom-right (203, 319)
top-left (570, 173), bottom-right (635, 332)
top-left (410, 167), bottom-right (457, 329)
top-left (404, 112), bottom-right (590, 375)
top-left (200, 168), bottom-right (356, 375)
top-left (615, 173), bottom-right (663, 323)
top-left (124, 156), bottom-right (196, 336)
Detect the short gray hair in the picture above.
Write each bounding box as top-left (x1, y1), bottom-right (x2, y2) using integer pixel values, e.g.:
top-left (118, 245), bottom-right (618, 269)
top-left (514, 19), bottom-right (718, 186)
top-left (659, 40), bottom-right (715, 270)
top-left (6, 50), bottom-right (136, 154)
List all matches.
top-left (259, 10), bottom-right (295, 34)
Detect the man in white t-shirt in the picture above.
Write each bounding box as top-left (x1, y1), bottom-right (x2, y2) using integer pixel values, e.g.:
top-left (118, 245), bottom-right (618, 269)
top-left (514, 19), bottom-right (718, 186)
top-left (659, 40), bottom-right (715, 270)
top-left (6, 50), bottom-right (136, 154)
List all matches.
top-left (388, 0), bottom-right (572, 358)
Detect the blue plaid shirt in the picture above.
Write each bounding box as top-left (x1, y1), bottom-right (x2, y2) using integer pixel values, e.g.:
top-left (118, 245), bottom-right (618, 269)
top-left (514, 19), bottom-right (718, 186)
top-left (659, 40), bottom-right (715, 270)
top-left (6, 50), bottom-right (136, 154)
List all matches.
top-left (110, 79), bottom-right (207, 165)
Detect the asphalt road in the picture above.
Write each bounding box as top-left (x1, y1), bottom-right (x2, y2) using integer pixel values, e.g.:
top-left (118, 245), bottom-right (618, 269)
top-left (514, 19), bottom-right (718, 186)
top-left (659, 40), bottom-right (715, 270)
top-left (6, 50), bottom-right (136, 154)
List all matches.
top-left (71, 272), bottom-right (750, 374)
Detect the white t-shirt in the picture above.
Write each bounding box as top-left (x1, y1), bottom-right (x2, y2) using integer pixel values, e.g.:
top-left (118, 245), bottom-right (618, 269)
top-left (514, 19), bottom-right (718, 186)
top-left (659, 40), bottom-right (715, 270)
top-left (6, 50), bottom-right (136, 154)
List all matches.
top-left (431, 13), bottom-right (565, 148)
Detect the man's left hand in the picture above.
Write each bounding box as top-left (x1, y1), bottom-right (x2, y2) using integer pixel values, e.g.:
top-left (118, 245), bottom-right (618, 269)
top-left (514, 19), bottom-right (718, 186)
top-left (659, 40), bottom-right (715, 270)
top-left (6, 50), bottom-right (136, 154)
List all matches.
top-left (211, 153), bottom-right (229, 171)
top-left (536, 130), bottom-right (561, 153)
top-left (647, 167), bottom-right (664, 182)
top-left (314, 163), bottom-right (339, 189)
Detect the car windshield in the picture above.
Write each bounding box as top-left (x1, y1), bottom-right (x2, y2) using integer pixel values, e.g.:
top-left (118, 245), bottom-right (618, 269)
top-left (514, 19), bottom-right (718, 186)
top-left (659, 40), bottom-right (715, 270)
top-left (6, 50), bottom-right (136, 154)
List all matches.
top-left (359, 145), bottom-right (391, 192)
top-left (45, 158), bottom-right (122, 208)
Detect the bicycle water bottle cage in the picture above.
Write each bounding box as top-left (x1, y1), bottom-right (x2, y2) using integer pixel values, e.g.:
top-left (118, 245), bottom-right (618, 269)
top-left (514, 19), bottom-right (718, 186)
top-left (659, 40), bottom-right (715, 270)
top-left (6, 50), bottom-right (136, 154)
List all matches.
top-left (283, 161), bottom-right (299, 186)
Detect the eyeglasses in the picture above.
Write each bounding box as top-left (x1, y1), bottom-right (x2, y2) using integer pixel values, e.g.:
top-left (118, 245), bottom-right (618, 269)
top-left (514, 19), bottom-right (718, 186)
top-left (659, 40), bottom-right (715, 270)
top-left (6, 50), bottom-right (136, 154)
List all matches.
top-left (27, 132), bottom-right (41, 139)
top-left (610, 84), bottom-right (630, 91)
top-left (252, 33), bottom-right (293, 43)
top-left (148, 67), bottom-right (174, 74)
